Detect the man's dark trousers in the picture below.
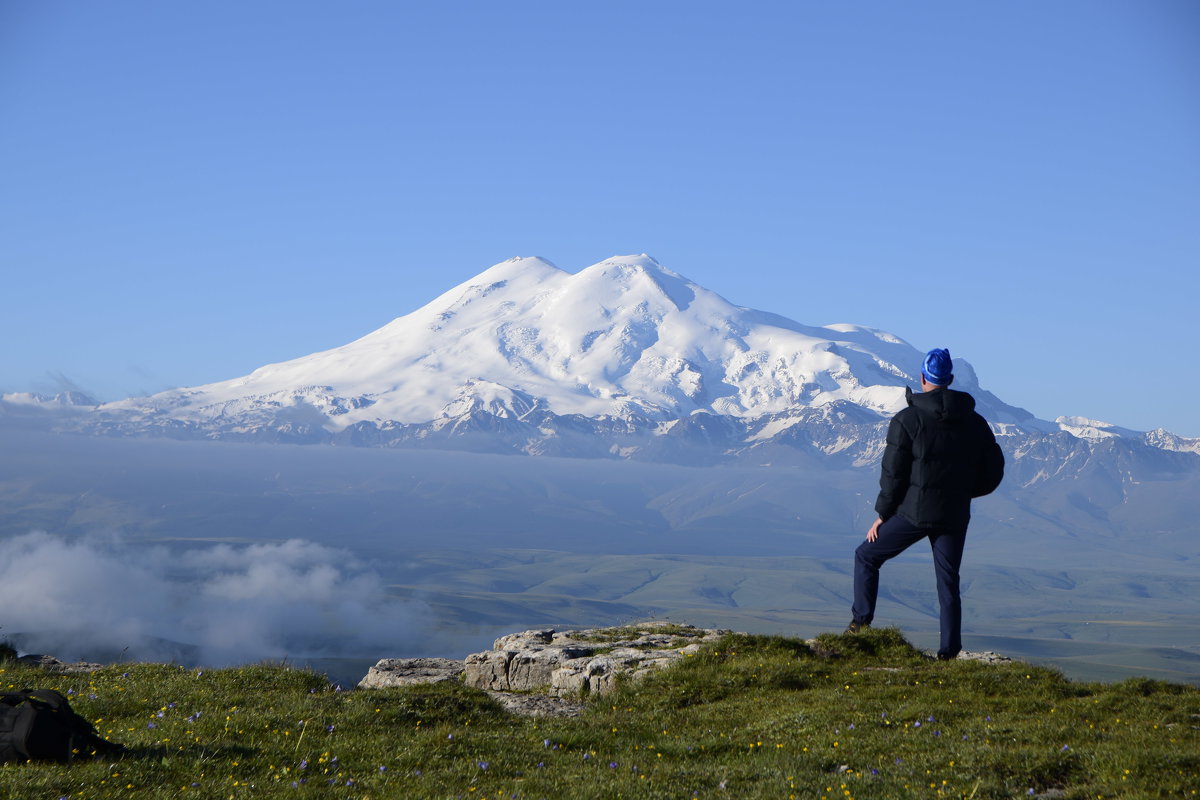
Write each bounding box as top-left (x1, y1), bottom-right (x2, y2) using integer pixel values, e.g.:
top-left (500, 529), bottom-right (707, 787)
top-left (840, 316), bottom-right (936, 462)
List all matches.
top-left (852, 514), bottom-right (967, 659)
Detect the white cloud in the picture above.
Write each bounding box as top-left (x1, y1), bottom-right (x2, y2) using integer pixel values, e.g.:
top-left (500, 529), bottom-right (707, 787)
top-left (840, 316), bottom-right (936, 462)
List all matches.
top-left (0, 532), bottom-right (430, 667)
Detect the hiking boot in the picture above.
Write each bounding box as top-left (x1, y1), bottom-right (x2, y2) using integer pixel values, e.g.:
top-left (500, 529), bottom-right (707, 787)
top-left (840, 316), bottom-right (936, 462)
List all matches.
top-left (936, 651), bottom-right (959, 661)
top-left (845, 620), bottom-right (869, 634)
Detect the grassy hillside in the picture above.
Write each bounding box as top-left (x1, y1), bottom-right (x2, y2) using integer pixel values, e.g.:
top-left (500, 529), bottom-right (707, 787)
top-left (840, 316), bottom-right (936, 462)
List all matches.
top-left (2, 629), bottom-right (1197, 799)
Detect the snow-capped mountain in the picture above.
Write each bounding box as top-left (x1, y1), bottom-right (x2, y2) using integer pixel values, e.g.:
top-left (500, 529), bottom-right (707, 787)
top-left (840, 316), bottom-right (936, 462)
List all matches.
top-left (8, 255), bottom-right (1199, 467)
top-left (93, 254), bottom-right (1031, 433)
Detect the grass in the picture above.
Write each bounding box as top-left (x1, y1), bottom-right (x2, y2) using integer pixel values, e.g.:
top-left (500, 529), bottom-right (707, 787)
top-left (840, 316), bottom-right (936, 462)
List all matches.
top-left (1, 628), bottom-right (1197, 799)
top-left (566, 622), bottom-right (716, 647)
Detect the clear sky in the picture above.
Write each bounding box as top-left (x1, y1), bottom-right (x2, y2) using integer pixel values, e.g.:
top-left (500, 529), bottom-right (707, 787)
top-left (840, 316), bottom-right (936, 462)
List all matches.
top-left (3, 1), bottom-right (1198, 436)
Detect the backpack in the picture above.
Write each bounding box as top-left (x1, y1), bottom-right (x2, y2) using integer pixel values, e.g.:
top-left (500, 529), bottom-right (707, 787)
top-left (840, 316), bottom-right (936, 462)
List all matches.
top-left (0, 689), bottom-right (125, 764)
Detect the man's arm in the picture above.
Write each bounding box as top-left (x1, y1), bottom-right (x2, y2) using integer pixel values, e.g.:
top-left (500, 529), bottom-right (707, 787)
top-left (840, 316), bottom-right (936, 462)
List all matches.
top-left (972, 420), bottom-right (1005, 498)
top-left (874, 414), bottom-right (913, 521)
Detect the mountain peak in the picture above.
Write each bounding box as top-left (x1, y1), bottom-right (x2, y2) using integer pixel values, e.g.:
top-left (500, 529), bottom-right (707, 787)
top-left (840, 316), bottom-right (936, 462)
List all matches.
top-left (594, 253), bottom-right (662, 269)
top-left (475, 255), bottom-right (566, 281)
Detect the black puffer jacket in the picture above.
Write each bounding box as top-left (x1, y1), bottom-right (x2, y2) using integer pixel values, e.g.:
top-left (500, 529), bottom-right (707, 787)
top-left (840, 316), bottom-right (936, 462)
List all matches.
top-left (875, 386), bottom-right (1005, 529)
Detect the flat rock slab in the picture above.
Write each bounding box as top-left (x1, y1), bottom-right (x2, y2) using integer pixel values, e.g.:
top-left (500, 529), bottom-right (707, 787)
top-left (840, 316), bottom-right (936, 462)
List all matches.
top-left (483, 690), bottom-right (586, 718)
top-left (955, 650), bottom-right (1012, 664)
top-left (357, 657), bottom-right (464, 689)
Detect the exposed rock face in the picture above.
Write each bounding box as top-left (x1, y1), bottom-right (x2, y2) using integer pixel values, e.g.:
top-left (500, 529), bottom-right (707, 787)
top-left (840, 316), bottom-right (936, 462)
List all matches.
top-left (462, 622), bottom-right (731, 697)
top-left (357, 657), bottom-right (464, 689)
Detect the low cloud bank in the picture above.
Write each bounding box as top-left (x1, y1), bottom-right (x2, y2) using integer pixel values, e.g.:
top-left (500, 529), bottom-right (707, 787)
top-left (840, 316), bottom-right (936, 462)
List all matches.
top-left (0, 532), bottom-right (430, 667)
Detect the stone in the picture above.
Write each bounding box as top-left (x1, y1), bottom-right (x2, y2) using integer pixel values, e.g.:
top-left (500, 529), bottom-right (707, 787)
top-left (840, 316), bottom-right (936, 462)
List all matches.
top-left (357, 657), bottom-right (464, 689)
top-left (462, 622), bottom-right (730, 697)
top-left (483, 690), bottom-right (585, 718)
top-left (16, 654), bottom-right (103, 673)
top-left (955, 650), bottom-right (1013, 664)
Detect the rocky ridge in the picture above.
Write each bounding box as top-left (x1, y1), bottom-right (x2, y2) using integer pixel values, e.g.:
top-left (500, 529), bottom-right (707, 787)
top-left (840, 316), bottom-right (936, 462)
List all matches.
top-left (357, 622), bottom-right (1013, 717)
top-left (359, 622), bottom-right (729, 717)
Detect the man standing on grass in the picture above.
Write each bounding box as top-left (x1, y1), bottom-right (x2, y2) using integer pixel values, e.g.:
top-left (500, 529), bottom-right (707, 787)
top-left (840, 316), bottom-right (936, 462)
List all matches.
top-left (848, 348), bottom-right (1005, 660)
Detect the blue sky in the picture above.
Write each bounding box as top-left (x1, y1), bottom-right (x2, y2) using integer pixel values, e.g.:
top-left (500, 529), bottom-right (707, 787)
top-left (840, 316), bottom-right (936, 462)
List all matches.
top-left (3, 1), bottom-right (1198, 435)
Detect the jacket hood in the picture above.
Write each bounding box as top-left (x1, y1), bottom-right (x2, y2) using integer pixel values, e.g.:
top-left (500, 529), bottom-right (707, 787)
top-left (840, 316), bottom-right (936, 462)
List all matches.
top-left (905, 385), bottom-right (976, 422)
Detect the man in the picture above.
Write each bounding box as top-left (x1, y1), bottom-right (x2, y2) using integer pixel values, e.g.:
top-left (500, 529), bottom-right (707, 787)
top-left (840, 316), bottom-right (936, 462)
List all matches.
top-left (848, 348), bottom-right (1005, 660)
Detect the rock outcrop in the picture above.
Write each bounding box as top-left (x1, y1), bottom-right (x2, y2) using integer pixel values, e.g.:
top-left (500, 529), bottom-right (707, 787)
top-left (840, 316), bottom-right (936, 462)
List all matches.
top-left (15, 654), bottom-right (104, 673)
top-left (462, 622), bottom-right (730, 697)
top-left (355, 623), bottom-right (1015, 717)
top-left (357, 657), bottom-right (464, 689)
top-left (954, 650), bottom-right (1012, 664)
top-left (356, 622), bottom-right (732, 716)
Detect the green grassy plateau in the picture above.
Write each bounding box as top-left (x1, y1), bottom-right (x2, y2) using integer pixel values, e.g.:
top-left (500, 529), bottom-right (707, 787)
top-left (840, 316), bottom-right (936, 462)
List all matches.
top-left (2, 629), bottom-right (1197, 799)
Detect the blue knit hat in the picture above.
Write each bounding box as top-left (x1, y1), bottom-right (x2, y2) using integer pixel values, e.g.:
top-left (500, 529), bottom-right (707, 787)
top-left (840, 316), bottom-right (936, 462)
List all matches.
top-left (921, 348), bottom-right (953, 386)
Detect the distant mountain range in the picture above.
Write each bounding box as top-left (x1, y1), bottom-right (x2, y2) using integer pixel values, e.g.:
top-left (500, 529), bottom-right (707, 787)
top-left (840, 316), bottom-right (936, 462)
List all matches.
top-left (5, 255), bottom-right (1199, 474)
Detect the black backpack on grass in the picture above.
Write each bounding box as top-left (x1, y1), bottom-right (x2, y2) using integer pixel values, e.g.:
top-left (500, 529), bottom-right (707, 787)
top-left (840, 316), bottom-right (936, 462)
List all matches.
top-left (0, 689), bottom-right (125, 764)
